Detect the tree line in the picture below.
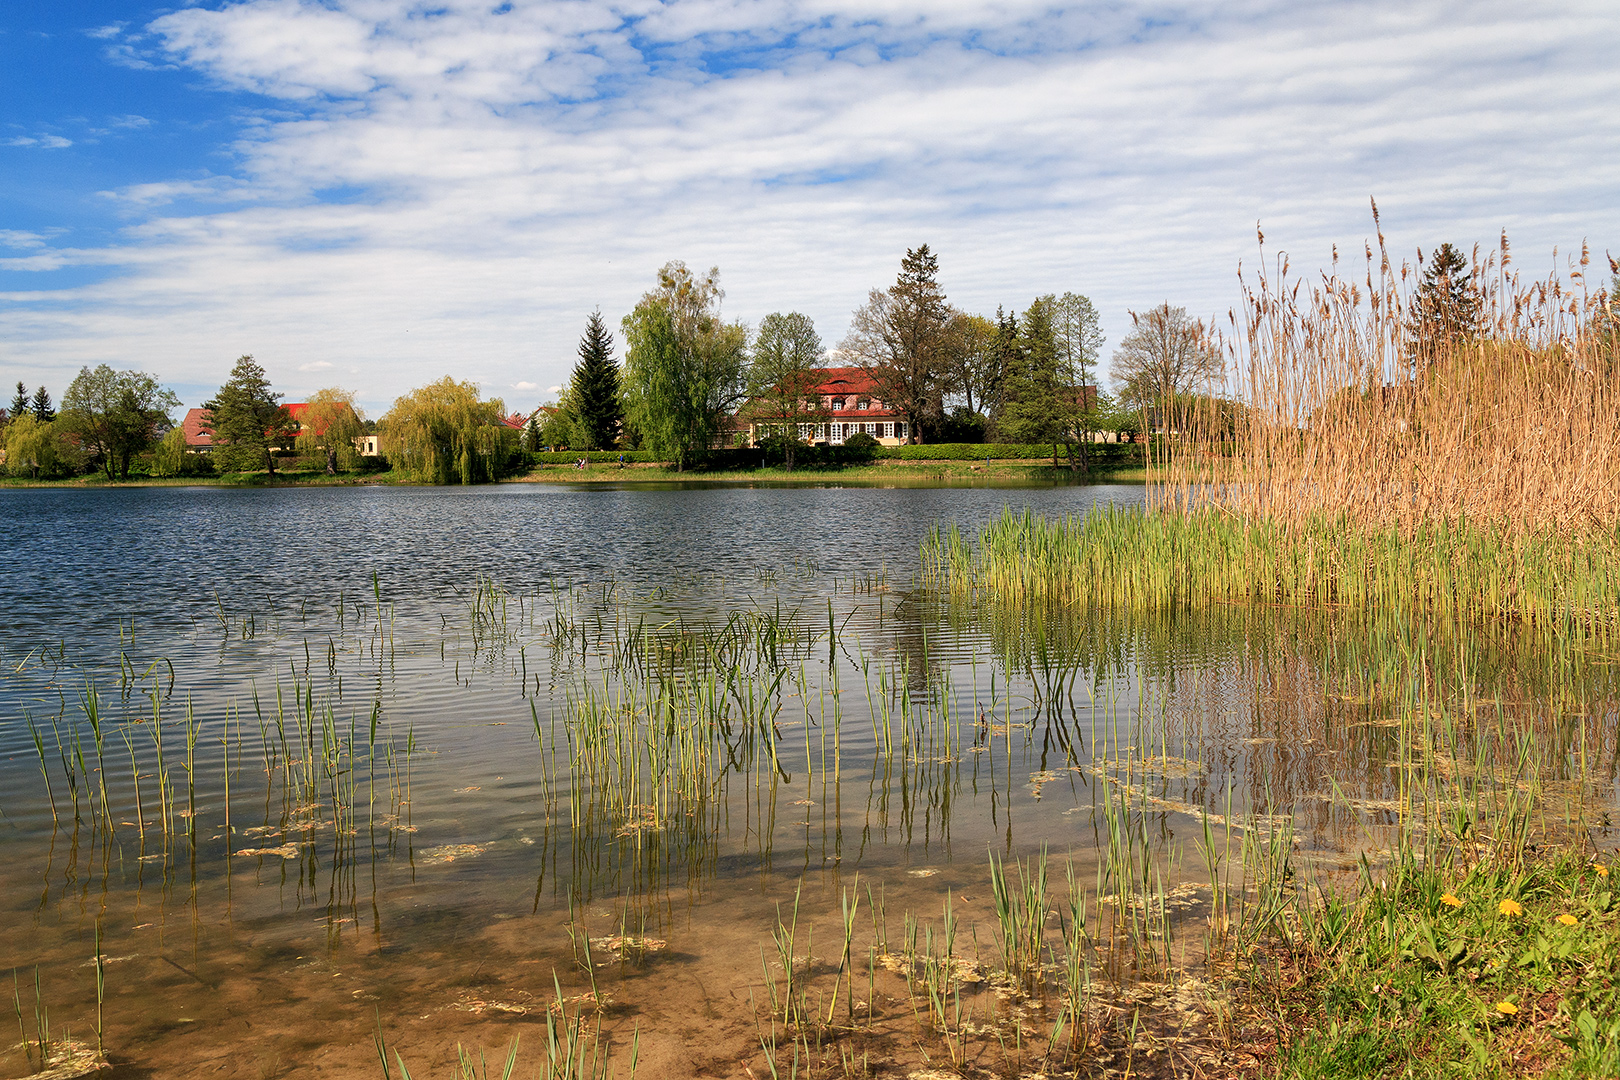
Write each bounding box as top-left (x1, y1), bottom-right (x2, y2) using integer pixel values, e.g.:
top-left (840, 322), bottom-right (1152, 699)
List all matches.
top-left (5, 240), bottom-right (1540, 483)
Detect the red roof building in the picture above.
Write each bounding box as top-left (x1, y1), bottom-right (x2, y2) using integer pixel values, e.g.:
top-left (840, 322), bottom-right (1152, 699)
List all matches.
top-left (739, 366), bottom-right (911, 447)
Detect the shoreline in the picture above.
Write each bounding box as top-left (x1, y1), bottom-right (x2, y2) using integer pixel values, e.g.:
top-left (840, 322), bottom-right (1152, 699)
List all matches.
top-left (0, 460), bottom-right (1151, 489)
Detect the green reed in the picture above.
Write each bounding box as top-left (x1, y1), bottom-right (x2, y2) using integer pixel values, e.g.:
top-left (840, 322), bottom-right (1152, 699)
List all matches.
top-left (923, 506), bottom-right (1620, 635)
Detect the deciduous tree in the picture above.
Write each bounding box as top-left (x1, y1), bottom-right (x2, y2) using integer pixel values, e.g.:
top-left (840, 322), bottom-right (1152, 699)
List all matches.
top-left (840, 245), bottom-right (956, 444)
top-left (944, 312), bottom-right (997, 418)
top-left (747, 311), bottom-right (825, 470)
top-left (621, 261), bottom-right (749, 471)
top-left (4, 413), bottom-right (72, 478)
top-left (1110, 304), bottom-right (1221, 430)
top-left (570, 311), bottom-right (624, 451)
top-left (205, 355), bottom-right (294, 475)
top-left (294, 387), bottom-right (365, 475)
top-left (381, 376), bottom-right (513, 484)
top-left (60, 364), bottom-right (181, 480)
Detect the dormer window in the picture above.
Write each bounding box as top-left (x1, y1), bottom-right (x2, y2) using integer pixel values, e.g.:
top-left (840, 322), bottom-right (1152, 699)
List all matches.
top-left (832, 398), bottom-right (846, 411)
top-left (857, 400), bottom-right (869, 410)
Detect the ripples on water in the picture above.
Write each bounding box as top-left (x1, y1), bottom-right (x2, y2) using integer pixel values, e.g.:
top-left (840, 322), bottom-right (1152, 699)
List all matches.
top-left (0, 482), bottom-right (1614, 1078)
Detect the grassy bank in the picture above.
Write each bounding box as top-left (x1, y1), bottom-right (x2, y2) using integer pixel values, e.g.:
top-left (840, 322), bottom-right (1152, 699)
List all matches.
top-left (0, 467), bottom-right (409, 488)
top-left (515, 458), bottom-right (1149, 484)
top-left (1232, 847), bottom-right (1618, 1077)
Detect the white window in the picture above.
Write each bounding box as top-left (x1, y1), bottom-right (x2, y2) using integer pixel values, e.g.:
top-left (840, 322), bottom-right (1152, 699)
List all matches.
top-left (896, 422), bottom-right (907, 439)
top-left (857, 400), bottom-right (868, 410)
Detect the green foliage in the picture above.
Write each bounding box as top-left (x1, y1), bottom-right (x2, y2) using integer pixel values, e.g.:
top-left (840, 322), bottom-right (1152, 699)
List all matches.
top-left (1407, 241), bottom-right (1482, 352)
top-left (994, 296), bottom-right (1071, 445)
top-left (30, 386), bottom-right (55, 423)
top-left (925, 506), bottom-right (1620, 632)
top-left (935, 406), bottom-right (986, 443)
top-left (747, 311), bottom-right (825, 470)
top-left (8, 381), bottom-right (26, 424)
top-left (876, 441), bottom-right (1142, 464)
top-left (381, 376), bottom-right (516, 484)
top-left (840, 431), bottom-right (879, 463)
top-left (1267, 849), bottom-right (1619, 1078)
top-left (570, 310), bottom-right (623, 450)
top-left (4, 414), bottom-right (76, 478)
top-left (206, 355), bottom-right (294, 475)
top-left (60, 364), bottom-right (182, 480)
top-left (150, 426), bottom-right (205, 477)
top-left (527, 450), bottom-right (655, 465)
top-left (620, 261), bottom-right (748, 471)
top-left (294, 387), bottom-right (366, 475)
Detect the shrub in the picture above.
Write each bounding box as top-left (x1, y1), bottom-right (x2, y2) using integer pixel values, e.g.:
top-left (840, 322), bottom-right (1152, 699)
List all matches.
top-left (875, 442), bottom-right (1145, 465)
top-left (842, 431), bottom-right (880, 463)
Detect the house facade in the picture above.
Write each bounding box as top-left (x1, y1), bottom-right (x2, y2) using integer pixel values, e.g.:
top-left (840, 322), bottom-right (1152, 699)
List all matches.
top-left (739, 367), bottom-right (911, 448)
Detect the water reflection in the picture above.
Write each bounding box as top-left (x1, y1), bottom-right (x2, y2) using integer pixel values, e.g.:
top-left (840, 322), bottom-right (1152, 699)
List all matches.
top-left (1, 484), bottom-right (1616, 1076)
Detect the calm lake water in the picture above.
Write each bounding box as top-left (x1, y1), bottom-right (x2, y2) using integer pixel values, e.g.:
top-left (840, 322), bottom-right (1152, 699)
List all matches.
top-left (0, 481), bottom-right (1612, 1079)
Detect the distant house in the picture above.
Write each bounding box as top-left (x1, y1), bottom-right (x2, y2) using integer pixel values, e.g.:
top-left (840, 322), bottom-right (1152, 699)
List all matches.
top-left (180, 408), bottom-right (215, 451)
top-left (738, 367), bottom-right (911, 447)
top-left (181, 402), bottom-right (377, 456)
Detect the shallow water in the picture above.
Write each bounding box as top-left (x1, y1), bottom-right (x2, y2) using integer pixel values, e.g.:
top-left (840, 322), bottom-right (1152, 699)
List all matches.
top-left (0, 482), bottom-right (1615, 1079)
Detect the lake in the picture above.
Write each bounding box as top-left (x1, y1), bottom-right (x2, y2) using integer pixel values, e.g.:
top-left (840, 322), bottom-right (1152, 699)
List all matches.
top-left (0, 481), bottom-right (1612, 1079)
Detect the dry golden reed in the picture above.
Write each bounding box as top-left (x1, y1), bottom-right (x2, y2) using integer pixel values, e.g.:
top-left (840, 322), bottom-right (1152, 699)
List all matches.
top-left (1160, 206), bottom-right (1620, 537)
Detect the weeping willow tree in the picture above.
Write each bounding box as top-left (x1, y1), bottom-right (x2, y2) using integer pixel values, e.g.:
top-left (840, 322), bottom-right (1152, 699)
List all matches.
top-left (295, 386), bottom-right (366, 474)
top-left (380, 377), bottom-right (515, 484)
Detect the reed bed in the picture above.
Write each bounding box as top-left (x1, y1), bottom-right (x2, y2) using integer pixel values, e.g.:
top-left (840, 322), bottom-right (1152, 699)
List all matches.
top-left (1166, 221), bottom-right (1620, 536)
top-left (923, 506), bottom-right (1620, 631)
top-left (929, 228), bottom-right (1620, 634)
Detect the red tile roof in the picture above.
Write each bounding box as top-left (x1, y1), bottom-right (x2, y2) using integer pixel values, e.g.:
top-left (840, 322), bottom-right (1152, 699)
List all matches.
top-left (181, 407), bottom-right (214, 448)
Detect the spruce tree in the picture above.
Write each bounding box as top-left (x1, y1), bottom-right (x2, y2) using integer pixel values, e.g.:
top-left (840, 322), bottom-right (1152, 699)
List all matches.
top-left (205, 354), bottom-right (293, 475)
top-left (570, 310), bottom-right (624, 451)
top-left (1407, 242), bottom-right (1480, 353)
top-left (9, 381), bottom-right (27, 422)
top-left (30, 386), bottom-right (55, 422)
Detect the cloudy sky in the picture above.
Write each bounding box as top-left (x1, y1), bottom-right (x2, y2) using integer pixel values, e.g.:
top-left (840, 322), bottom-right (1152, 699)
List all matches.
top-left (2, 0), bottom-right (1617, 416)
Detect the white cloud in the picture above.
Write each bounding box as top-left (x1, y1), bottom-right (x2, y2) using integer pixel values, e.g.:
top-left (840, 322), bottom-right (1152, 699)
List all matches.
top-left (513, 380), bottom-right (539, 390)
top-left (0, 230), bottom-right (49, 250)
top-left (3, 0), bottom-right (1618, 414)
top-left (7, 134), bottom-right (73, 149)
top-left (298, 360), bottom-right (334, 371)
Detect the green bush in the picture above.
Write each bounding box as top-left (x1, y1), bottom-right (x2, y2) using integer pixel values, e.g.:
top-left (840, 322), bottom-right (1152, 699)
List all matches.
top-left (842, 432), bottom-right (880, 464)
top-left (875, 442), bottom-right (1144, 465)
top-left (527, 450), bottom-right (658, 465)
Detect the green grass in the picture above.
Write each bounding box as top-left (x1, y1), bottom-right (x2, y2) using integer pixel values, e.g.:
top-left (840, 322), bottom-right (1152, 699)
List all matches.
top-left (1246, 847), bottom-right (1619, 1078)
top-left (517, 460), bottom-right (1147, 484)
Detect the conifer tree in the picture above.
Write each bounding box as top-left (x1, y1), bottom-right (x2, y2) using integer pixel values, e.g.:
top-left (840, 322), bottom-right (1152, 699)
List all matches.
top-left (30, 386), bottom-right (55, 422)
top-left (205, 355), bottom-right (293, 475)
top-left (1407, 242), bottom-right (1480, 354)
top-left (8, 381), bottom-right (27, 423)
top-left (570, 311), bottom-right (623, 450)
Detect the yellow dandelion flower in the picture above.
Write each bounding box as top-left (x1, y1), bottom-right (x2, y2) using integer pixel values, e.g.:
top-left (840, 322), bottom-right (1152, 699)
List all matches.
top-left (1498, 898), bottom-right (1524, 917)
top-left (1597, 864), bottom-right (1610, 878)
top-left (1441, 893), bottom-right (1464, 908)
top-left (1496, 1001), bottom-right (1518, 1015)
top-left (1557, 913), bottom-right (1578, 926)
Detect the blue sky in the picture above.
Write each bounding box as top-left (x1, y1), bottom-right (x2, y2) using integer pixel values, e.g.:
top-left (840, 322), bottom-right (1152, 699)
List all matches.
top-left (3, 0), bottom-right (1618, 417)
